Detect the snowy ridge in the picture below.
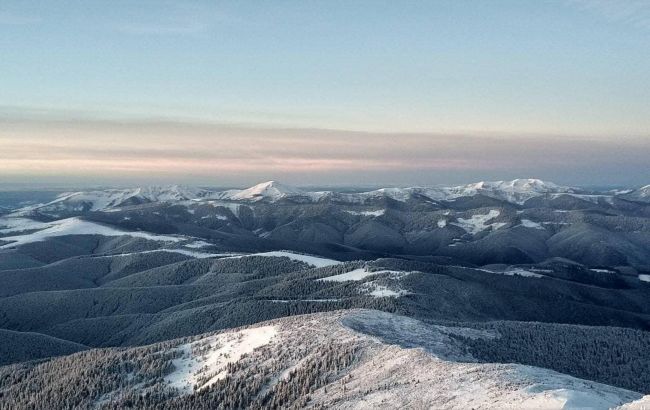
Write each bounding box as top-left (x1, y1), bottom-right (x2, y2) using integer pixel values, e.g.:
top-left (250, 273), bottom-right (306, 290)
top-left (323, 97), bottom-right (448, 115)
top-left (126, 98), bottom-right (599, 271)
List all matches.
top-left (0, 217), bottom-right (182, 249)
top-left (27, 185), bottom-right (211, 213)
top-left (153, 310), bottom-right (641, 409)
top-left (14, 178), bottom-right (587, 213)
top-left (440, 178), bottom-right (576, 205)
top-left (216, 178), bottom-right (577, 205)
top-left (621, 184), bottom-right (650, 203)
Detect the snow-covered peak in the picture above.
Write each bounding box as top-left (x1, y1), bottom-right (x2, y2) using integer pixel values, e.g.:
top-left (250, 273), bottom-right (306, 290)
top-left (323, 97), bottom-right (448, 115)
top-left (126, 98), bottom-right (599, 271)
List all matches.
top-left (460, 179), bottom-right (562, 194)
top-left (136, 185), bottom-right (210, 202)
top-left (228, 181), bottom-right (305, 201)
top-left (16, 178), bottom-right (584, 212)
top-left (620, 184), bottom-right (650, 203)
top-left (29, 185), bottom-right (211, 213)
top-left (285, 178), bottom-right (575, 205)
top-left (442, 178), bottom-right (575, 204)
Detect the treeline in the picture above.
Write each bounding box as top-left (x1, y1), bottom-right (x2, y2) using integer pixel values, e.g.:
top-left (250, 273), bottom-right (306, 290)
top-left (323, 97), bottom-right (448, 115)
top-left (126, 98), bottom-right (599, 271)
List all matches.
top-left (0, 321), bottom-right (361, 409)
top-left (454, 320), bottom-right (650, 393)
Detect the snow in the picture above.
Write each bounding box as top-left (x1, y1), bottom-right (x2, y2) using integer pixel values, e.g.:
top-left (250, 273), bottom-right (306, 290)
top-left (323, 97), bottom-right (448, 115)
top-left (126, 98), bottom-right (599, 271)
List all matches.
top-left (362, 283), bottom-right (410, 298)
top-left (344, 209), bottom-right (385, 217)
top-left (591, 268), bottom-right (615, 273)
top-left (616, 395), bottom-right (650, 409)
top-left (97, 249), bottom-right (240, 259)
top-left (319, 267), bottom-right (407, 282)
top-left (184, 240), bottom-right (212, 249)
top-left (437, 219), bottom-right (447, 228)
top-left (30, 185), bottom-right (210, 213)
top-left (228, 251), bottom-right (341, 268)
top-left (227, 181), bottom-right (305, 202)
top-left (11, 179), bottom-right (586, 215)
top-left (161, 249), bottom-right (227, 259)
top-left (520, 219), bottom-right (544, 229)
top-left (0, 217), bottom-right (182, 249)
top-left (502, 268), bottom-right (545, 278)
top-left (432, 178), bottom-right (576, 205)
top-left (451, 209), bottom-right (506, 234)
top-left (0, 217), bottom-right (51, 234)
top-left (88, 309), bottom-right (643, 409)
top-left (318, 267), bottom-right (377, 282)
top-left (472, 267), bottom-right (544, 279)
top-left (313, 178), bottom-right (576, 205)
top-left (368, 286), bottom-right (402, 297)
top-left (516, 366), bottom-right (639, 410)
top-left (330, 310), bottom-right (639, 410)
top-left (269, 299), bottom-right (339, 303)
top-left (165, 325), bottom-right (277, 393)
top-left (619, 185), bottom-right (650, 203)
top-left (639, 274), bottom-right (650, 283)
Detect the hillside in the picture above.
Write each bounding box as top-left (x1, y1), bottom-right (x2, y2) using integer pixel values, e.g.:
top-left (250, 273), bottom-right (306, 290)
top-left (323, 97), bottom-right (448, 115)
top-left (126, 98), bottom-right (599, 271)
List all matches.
top-left (0, 310), bottom-right (643, 409)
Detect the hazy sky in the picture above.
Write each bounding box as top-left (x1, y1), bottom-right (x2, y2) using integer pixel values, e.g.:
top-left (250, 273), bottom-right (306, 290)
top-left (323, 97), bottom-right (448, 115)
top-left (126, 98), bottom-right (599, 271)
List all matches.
top-left (1, 1), bottom-right (649, 187)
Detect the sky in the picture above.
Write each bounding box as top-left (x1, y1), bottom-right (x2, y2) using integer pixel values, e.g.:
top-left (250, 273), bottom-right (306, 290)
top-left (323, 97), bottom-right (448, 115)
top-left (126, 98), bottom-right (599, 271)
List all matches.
top-left (1, 0), bottom-right (649, 188)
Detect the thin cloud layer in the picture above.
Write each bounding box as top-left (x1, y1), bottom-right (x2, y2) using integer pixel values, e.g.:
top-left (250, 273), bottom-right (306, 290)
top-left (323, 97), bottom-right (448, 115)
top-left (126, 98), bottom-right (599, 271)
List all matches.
top-left (1, 118), bottom-right (647, 187)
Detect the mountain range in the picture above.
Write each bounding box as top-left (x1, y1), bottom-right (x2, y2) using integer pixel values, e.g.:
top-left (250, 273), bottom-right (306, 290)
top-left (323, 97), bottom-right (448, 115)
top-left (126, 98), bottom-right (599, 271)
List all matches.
top-left (1, 178), bottom-right (649, 409)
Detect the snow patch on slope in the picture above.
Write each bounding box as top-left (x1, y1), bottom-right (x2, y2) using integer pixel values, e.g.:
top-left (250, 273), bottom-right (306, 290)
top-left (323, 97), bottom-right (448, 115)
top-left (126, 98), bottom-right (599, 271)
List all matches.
top-left (361, 282), bottom-right (410, 298)
top-left (165, 325), bottom-right (277, 393)
top-left (0, 217), bottom-right (51, 234)
top-left (344, 209), bottom-right (385, 217)
top-left (521, 219), bottom-right (544, 230)
top-left (318, 267), bottom-right (407, 282)
top-left (0, 217), bottom-right (182, 249)
top-left (228, 251), bottom-right (341, 268)
top-left (451, 209), bottom-right (505, 234)
top-left (471, 266), bottom-right (545, 278)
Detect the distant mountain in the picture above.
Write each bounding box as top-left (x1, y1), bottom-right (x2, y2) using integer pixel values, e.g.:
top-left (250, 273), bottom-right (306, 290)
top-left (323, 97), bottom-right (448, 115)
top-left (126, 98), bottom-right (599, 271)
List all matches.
top-left (22, 185), bottom-right (211, 214)
top-left (223, 180), bottom-right (316, 202)
top-left (2, 180), bottom-right (650, 408)
top-left (622, 185), bottom-right (650, 203)
top-left (440, 178), bottom-right (578, 204)
top-left (16, 179), bottom-right (593, 214)
top-left (4, 177), bottom-right (649, 269)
